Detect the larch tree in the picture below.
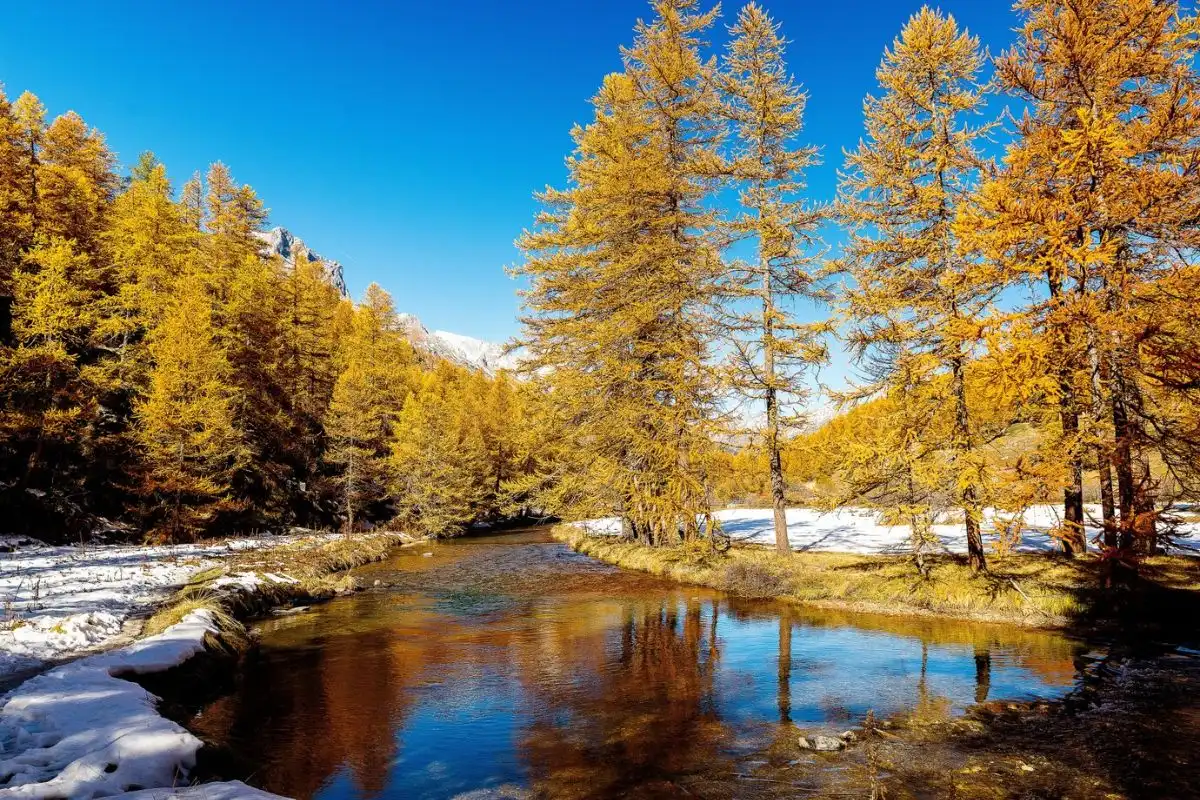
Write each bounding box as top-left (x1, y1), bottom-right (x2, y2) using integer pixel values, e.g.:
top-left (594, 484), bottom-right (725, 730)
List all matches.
top-left (721, 2), bottom-right (826, 553)
top-left (1, 238), bottom-right (103, 496)
top-left (325, 284), bottom-right (415, 531)
top-left (837, 7), bottom-right (994, 571)
top-left (0, 86), bottom-right (27, 292)
top-left (389, 373), bottom-right (487, 537)
top-left (135, 274), bottom-right (245, 540)
top-left (39, 110), bottom-right (118, 257)
top-left (101, 161), bottom-right (196, 388)
top-left (962, 0), bottom-right (1200, 562)
top-left (180, 171), bottom-right (204, 231)
top-left (514, 0), bottom-right (728, 545)
top-left (11, 91), bottom-right (45, 250)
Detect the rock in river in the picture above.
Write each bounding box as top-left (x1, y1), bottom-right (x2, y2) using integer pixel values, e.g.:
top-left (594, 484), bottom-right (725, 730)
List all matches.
top-left (799, 734), bottom-right (846, 752)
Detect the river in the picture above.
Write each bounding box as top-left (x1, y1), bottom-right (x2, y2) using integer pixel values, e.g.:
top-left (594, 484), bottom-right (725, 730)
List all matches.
top-left (187, 527), bottom-right (1087, 799)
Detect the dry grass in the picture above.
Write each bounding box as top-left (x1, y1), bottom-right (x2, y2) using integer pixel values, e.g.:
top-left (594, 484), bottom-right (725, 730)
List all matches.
top-left (144, 533), bottom-right (405, 652)
top-left (555, 526), bottom-right (1200, 628)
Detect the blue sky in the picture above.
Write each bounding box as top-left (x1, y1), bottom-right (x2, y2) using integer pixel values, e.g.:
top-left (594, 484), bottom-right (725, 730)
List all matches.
top-left (0, 0), bottom-right (1018, 348)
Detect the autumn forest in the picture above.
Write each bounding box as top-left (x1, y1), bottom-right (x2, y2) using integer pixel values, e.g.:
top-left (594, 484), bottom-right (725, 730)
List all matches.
top-left (2, 0), bottom-right (1199, 580)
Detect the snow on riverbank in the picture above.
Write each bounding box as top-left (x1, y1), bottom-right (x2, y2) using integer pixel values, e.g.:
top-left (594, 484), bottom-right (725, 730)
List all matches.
top-left (0, 609), bottom-right (286, 799)
top-left (0, 533), bottom-right (334, 679)
top-left (578, 505), bottom-right (1199, 555)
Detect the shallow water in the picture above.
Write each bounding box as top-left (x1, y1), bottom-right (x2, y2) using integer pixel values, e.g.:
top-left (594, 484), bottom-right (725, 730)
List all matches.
top-left (190, 528), bottom-right (1087, 799)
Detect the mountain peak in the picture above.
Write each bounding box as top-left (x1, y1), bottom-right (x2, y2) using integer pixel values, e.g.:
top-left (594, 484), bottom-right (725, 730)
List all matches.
top-left (256, 226), bottom-right (348, 297)
top-left (394, 312), bottom-right (520, 375)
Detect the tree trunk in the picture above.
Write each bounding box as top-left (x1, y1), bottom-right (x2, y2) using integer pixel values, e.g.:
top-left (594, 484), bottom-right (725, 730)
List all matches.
top-left (1111, 365), bottom-right (1137, 554)
top-left (1048, 271), bottom-right (1085, 555)
top-left (777, 613), bottom-right (792, 724)
top-left (950, 353), bottom-right (986, 572)
top-left (1088, 332), bottom-right (1118, 548)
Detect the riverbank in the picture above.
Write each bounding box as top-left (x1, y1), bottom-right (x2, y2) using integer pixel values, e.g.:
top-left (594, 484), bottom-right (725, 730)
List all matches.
top-left (554, 525), bottom-right (1200, 629)
top-left (0, 532), bottom-right (409, 799)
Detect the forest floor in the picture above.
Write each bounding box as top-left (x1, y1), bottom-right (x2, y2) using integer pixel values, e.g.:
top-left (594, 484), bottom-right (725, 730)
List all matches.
top-left (558, 507), bottom-right (1200, 629)
top-left (0, 531), bottom-right (411, 800)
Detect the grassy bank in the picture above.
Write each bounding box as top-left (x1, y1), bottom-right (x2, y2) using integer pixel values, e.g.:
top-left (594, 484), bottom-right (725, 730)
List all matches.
top-left (554, 526), bottom-right (1200, 628)
top-left (145, 532), bottom-right (408, 651)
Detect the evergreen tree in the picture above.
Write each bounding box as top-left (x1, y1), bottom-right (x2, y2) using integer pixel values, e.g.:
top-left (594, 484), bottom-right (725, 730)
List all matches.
top-left (837, 8), bottom-right (994, 571)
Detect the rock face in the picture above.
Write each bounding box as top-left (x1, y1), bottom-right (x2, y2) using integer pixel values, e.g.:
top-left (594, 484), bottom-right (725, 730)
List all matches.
top-left (396, 313), bottom-right (521, 376)
top-left (256, 227), bottom-right (348, 297)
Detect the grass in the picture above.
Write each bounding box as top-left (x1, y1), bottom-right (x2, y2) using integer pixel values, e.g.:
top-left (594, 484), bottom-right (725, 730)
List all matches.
top-left (554, 526), bottom-right (1200, 628)
top-left (144, 532), bottom-right (405, 652)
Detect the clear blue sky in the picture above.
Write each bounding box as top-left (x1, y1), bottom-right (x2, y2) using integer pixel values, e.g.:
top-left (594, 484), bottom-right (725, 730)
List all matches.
top-left (0, 1), bottom-right (1017, 347)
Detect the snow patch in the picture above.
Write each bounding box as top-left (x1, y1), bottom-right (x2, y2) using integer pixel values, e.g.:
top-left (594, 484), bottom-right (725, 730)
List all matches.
top-left (579, 505), bottom-right (1199, 555)
top-left (0, 610), bottom-right (284, 799)
top-left (0, 536), bottom-right (313, 679)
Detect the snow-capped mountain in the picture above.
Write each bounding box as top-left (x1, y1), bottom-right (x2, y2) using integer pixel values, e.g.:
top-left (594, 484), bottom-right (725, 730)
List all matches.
top-left (430, 329), bottom-right (522, 374)
top-left (256, 227), bottom-right (349, 297)
top-left (395, 313), bottom-right (521, 375)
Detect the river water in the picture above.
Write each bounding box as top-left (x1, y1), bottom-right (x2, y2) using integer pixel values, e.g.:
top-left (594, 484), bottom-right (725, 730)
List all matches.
top-left (189, 528), bottom-right (1087, 799)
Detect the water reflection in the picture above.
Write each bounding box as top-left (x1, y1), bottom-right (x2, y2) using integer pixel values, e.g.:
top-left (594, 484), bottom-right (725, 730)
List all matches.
top-left (190, 530), bottom-right (1084, 799)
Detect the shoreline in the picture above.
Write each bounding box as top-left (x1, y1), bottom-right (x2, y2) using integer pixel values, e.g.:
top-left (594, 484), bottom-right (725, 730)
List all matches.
top-left (0, 531), bottom-right (415, 799)
top-left (552, 524), bottom-right (1200, 632)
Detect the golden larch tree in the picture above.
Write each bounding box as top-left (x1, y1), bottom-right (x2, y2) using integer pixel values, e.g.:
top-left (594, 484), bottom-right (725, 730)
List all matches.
top-left (721, 2), bottom-right (827, 553)
top-left (837, 7), bottom-right (994, 571)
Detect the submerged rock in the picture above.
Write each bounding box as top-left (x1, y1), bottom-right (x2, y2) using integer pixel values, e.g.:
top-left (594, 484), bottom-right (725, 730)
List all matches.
top-left (799, 734), bottom-right (846, 752)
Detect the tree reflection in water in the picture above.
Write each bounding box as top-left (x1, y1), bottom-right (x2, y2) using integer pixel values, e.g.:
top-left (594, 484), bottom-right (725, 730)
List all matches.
top-left (188, 531), bottom-right (1084, 800)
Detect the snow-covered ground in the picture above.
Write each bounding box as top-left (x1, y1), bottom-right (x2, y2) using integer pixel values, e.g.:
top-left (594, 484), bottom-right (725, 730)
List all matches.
top-left (0, 535), bottom-right (324, 680)
top-left (579, 505), bottom-right (1199, 555)
top-left (0, 609), bottom-right (286, 799)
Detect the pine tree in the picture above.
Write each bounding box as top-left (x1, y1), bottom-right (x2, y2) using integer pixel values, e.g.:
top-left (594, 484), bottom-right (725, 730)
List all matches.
top-left (135, 274), bottom-right (244, 539)
top-left (721, 2), bottom-right (827, 553)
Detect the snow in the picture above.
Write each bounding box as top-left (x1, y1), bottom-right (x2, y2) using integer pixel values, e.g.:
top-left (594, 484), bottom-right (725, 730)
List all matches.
top-left (118, 782), bottom-right (286, 799)
top-left (0, 536), bottom-right (297, 679)
top-left (430, 330), bottom-right (522, 374)
top-left (0, 610), bottom-right (286, 799)
top-left (579, 505), bottom-right (1199, 555)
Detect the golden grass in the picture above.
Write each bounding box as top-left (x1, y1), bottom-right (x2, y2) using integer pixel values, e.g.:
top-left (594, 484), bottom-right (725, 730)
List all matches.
top-left (554, 526), bottom-right (1200, 628)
